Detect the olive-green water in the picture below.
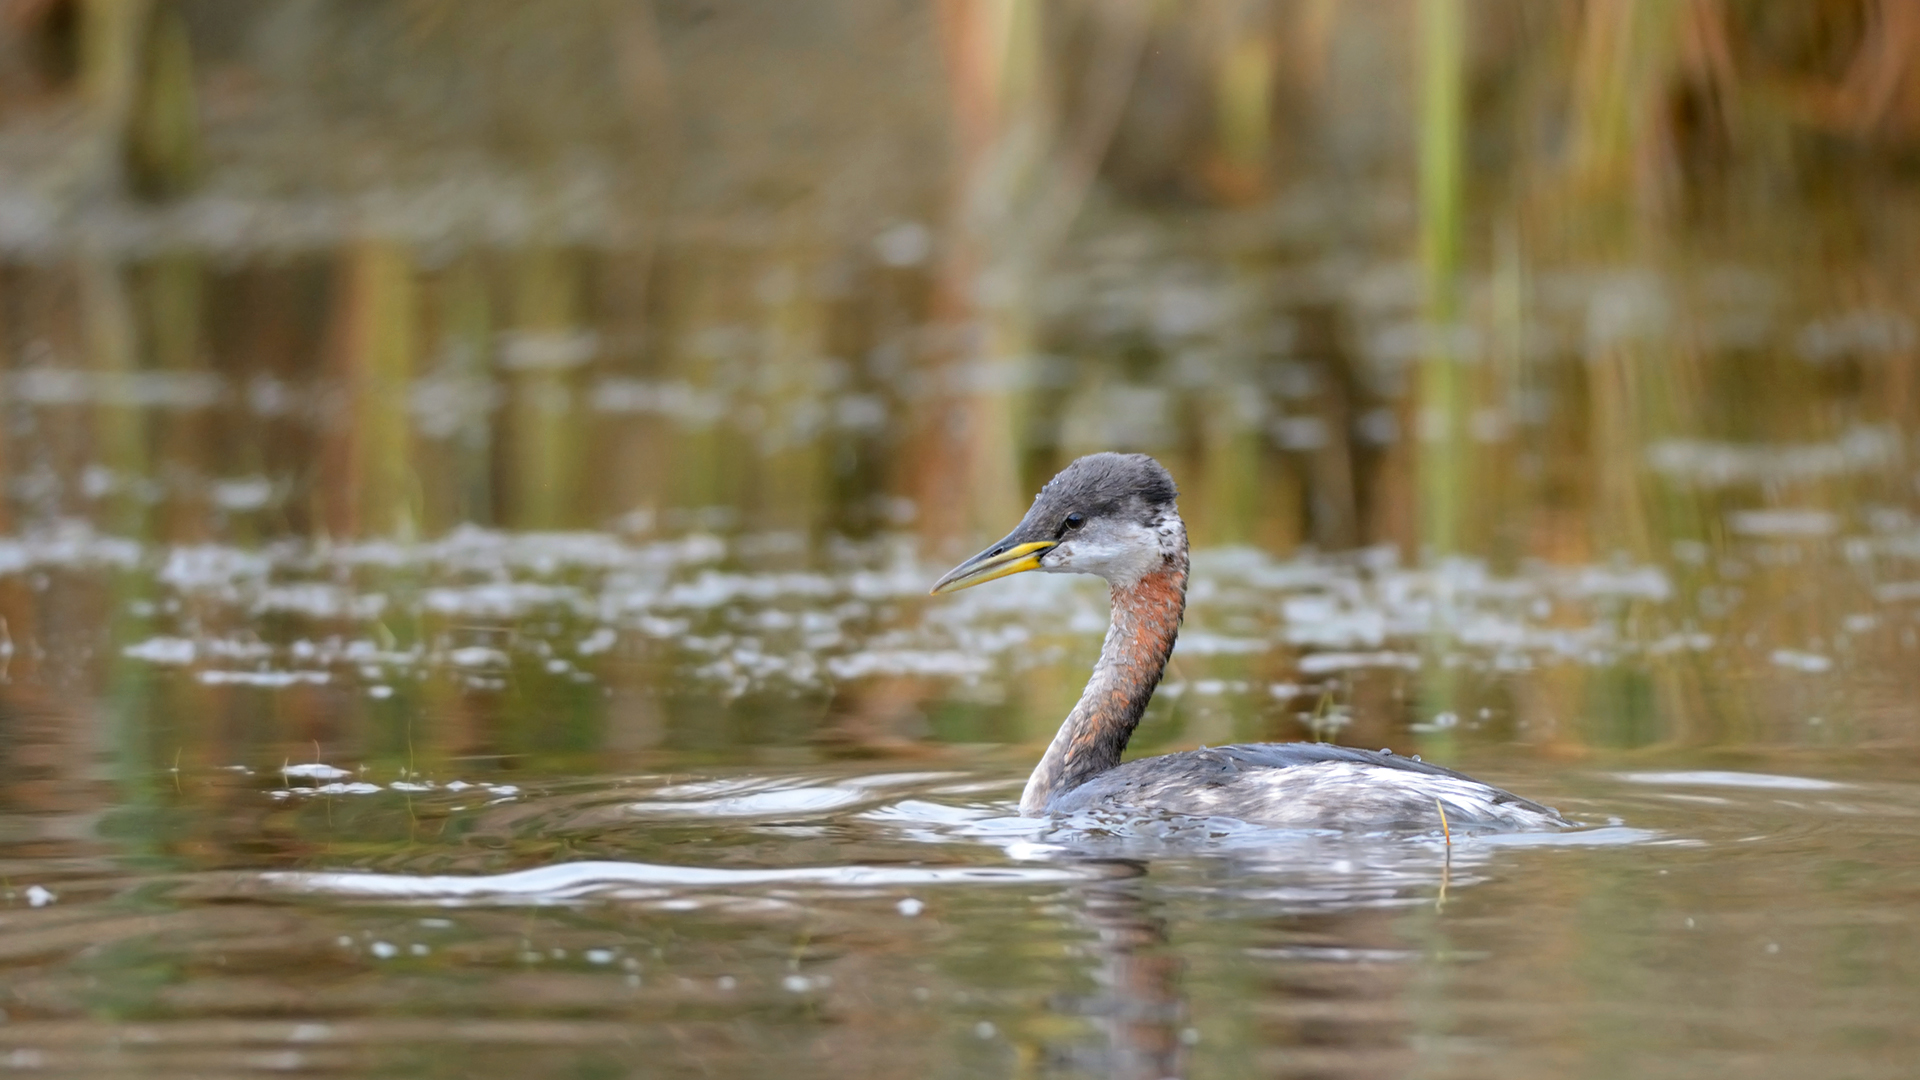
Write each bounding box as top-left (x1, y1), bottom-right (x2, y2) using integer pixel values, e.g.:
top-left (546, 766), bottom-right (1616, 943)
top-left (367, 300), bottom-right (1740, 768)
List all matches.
top-left (5, 2), bottom-right (1920, 1077)
top-left (2, 522), bottom-right (1918, 1078)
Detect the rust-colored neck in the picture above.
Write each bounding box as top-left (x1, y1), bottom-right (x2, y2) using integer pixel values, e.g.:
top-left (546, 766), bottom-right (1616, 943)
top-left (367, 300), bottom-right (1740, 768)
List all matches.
top-left (1019, 550), bottom-right (1189, 816)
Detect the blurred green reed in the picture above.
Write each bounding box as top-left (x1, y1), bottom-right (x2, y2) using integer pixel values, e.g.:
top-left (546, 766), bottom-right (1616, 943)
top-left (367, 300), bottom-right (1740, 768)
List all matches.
top-left (503, 248), bottom-right (587, 531)
top-left (1416, 0), bottom-right (1465, 562)
top-left (1415, 0), bottom-right (1467, 749)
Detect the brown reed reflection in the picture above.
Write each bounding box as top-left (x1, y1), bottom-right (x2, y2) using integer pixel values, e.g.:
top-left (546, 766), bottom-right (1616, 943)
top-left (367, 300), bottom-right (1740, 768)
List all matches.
top-left (1063, 868), bottom-right (1190, 1080)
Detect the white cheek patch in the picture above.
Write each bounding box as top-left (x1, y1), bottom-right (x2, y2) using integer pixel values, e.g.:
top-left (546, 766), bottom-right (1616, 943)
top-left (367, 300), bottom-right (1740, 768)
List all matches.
top-left (1043, 521), bottom-right (1165, 588)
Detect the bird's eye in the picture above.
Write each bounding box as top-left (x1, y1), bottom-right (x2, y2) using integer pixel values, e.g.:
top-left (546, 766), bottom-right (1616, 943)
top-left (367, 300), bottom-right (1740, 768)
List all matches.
top-left (1063, 512), bottom-right (1086, 532)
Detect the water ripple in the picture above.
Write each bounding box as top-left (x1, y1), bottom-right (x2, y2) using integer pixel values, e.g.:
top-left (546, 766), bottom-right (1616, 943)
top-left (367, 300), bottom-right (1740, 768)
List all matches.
top-left (1614, 770), bottom-right (1849, 791)
top-left (262, 859), bottom-right (1115, 904)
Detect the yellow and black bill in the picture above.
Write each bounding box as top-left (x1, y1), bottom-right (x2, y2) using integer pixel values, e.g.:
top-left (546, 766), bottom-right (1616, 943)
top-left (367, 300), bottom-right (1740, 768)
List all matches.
top-left (929, 535), bottom-right (1057, 595)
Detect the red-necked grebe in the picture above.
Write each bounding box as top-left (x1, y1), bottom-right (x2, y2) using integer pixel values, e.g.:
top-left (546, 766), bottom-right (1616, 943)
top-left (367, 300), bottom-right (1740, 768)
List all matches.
top-left (931, 452), bottom-right (1567, 833)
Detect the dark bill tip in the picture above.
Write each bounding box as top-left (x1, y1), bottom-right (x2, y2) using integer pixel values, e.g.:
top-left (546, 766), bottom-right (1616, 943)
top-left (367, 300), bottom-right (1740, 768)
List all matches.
top-left (929, 539), bottom-right (1056, 595)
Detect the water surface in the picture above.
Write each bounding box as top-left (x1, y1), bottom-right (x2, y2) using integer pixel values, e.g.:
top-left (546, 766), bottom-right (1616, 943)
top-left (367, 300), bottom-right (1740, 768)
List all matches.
top-left (3, 744), bottom-right (1917, 1079)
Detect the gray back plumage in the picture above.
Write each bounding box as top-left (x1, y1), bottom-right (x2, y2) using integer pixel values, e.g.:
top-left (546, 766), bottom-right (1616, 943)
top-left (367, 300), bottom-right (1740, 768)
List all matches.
top-left (1048, 742), bottom-right (1567, 829)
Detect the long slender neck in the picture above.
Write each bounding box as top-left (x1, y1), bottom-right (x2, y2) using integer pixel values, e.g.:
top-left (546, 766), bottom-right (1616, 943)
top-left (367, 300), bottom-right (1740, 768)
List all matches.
top-left (1019, 533), bottom-right (1189, 816)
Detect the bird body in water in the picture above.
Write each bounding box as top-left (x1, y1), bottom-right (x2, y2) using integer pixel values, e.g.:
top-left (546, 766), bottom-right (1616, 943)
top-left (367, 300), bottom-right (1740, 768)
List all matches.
top-left (932, 452), bottom-right (1567, 833)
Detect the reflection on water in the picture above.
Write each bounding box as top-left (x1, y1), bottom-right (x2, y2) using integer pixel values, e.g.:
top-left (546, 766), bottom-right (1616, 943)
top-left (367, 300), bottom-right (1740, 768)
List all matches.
top-left (1, 762), bottom-right (1917, 1078)
top-left (11, 516), bottom-right (1918, 765)
top-left (263, 858), bottom-right (1110, 901)
top-left (6, 1), bottom-right (1920, 1076)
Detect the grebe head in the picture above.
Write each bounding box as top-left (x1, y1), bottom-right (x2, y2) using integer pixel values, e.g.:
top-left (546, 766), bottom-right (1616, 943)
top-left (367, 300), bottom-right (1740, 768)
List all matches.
top-left (931, 453), bottom-right (1182, 594)
top-left (932, 453), bottom-right (1189, 814)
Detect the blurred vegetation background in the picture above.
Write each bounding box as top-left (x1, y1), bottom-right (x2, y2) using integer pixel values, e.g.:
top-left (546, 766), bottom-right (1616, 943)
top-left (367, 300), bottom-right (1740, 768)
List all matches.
top-left (3, 0), bottom-right (1920, 767)
top-left (3, 0), bottom-right (1917, 552)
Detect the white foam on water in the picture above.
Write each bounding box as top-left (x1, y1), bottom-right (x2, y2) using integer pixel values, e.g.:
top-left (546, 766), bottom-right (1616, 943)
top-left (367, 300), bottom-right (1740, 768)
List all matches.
top-left (1770, 649), bottom-right (1834, 674)
top-left (627, 787), bottom-right (870, 819)
top-left (199, 670), bottom-right (331, 687)
top-left (263, 858), bottom-right (1108, 903)
top-left (125, 637), bottom-right (198, 664)
top-left (625, 772), bottom-right (954, 819)
top-left (210, 476), bottom-right (276, 511)
top-left (1729, 509), bottom-right (1840, 538)
top-left (1614, 771), bottom-right (1847, 791)
top-left (1647, 425), bottom-right (1900, 487)
top-left (282, 763), bottom-right (353, 780)
top-left (1297, 651), bottom-right (1421, 675)
top-left (57, 514), bottom-right (1867, 705)
top-left (1468, 825), bottom-right (1673, 847)
top-left (447, 646), bottom-right (510, 669)
top-left (826, 650), bottom-right (990, 680)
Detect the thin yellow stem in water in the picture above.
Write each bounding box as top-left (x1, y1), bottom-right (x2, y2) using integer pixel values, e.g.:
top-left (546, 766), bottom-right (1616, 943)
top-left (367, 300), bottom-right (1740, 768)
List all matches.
top-left (1436, 797), bottom-right (1452, 846)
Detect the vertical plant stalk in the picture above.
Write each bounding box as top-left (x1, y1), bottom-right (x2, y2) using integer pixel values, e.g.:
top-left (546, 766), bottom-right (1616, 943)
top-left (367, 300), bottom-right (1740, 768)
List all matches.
top-left (76, 1), bottom-right (149, 534)
top-left (922, 0), bottom-right (1038, 544)
top-left (79, 0), bottom-right (201, 199)
top-left (1216, 37), bottom-right (1274, 169)
top-left (1209, 22), bottom-right (1274, 202)
top-left (79, 257), bottom-right (145, 536)
top-left (0, 269), bottom-right (9, 539)
top-left (144, 252), bottom-right (207, 543)
top-left (1202, 386), bottom-right (1264, 547)
top-left (78, 0), bottom-right (152, 195)
top-left (1484, 219), bottom-right (1526, 565)
top-left (125, 3), bottom-right (200, 198)
top-left (504, 248), bottom-right (586, 531)
top-left (1415, 0), bottom-right (1468, 748)
top-left (756, 246), bottom-right (832, 534)
top-left (1416, 0), bottom-right (1466, 562)
top-left (1563, 3), bottom-right (1709, 564)
top-left (921, 0), bottom-right (1150, 543)
top-left (1567, 0), bottom-right (1683, 243)
top-left (434, 258), bottom-right (496, 528)
top-left (1562, 3), bottom-right (1718, 750)
top-left (328, 241), bottom-right (419, 540)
